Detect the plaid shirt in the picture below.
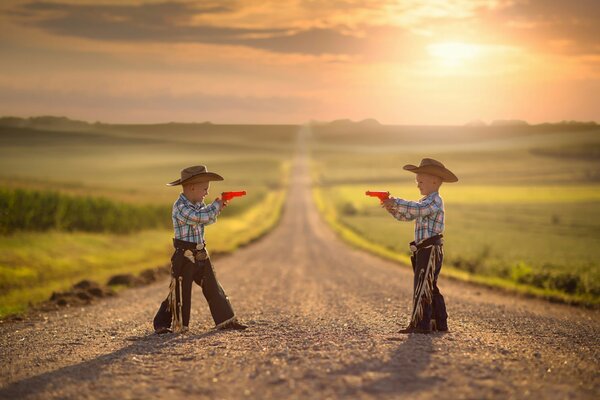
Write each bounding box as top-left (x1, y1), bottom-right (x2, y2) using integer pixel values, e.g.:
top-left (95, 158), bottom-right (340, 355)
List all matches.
top-left (172, 193), bottom-right (222, 244)
top-left (389, 191), bottom-right (444, 244)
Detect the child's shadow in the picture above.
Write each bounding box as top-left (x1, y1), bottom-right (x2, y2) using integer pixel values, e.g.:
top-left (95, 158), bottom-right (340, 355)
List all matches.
top-left (333, 333), bottom-right (444, 395)
top-left (0, 329), bottom-right (221, 398)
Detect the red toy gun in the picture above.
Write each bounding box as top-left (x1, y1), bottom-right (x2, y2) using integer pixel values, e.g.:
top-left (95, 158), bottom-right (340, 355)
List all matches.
top-left (365, 191), bottom-right (390, 204)
top-left (221, 191), bottom-right (247, 202)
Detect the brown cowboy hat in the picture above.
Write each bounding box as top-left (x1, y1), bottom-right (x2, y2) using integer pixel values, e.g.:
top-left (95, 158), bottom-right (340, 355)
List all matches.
top-left (166, 165), bottom-right (224, 186)
top-left (403, 158), bottom-right (458, 183)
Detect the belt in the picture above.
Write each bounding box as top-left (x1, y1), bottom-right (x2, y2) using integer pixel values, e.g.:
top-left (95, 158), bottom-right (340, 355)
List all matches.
top-left (173, 239), bottom-right (209, 262)
top-left (173, 238), bottom-right (205, 251)
top-left (409, 234), bottom-right (443, 253)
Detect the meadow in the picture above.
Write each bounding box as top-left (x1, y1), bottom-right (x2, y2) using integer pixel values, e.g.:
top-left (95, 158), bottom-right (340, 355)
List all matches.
top-left (310, 121), bottom-right (600, 305)
top-left (0, 117), bottom-right (296, 317)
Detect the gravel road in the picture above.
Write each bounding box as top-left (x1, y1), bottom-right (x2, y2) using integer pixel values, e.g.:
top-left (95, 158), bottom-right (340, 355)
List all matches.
top-left (1, 128), bottom-right (598, 399)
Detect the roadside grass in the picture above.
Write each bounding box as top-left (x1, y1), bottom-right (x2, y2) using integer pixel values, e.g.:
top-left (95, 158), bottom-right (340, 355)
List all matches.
top-left (0, 229), bottom-right (172, 317)
top-left (310, 123), bottom-right (600, 306)
top-left (313, 186), bottom-right (600, 306)
top-left (0, 174), bottom-right (288, 318)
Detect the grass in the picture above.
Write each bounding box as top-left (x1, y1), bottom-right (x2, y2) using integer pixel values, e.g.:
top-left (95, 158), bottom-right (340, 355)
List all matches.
top-left (310, 123), bottom-right (600, 306)
top-left (0, 123), bottom-right (296, 204)
top-left (313, 187), bottom-right (600, 306)
top-left (0, 229), bottom-right (172, 317)
top-left (0, 174), bottom-right (288, 318)
top-left (0, 119), bottom-right (295, 318)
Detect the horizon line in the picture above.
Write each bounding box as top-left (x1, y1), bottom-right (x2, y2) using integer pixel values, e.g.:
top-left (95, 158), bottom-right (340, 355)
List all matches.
top-left (0, 115), bottom-right (598, 127)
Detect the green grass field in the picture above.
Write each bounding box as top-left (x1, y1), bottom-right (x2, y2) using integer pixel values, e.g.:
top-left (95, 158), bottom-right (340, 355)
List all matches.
top-left (0, 118), bottom-right (296, 317)
top-left (310, 122), bottom-right (600, 305)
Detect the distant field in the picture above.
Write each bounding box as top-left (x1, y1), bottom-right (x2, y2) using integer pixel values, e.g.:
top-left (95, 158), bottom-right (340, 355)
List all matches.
top-left (0, 118), bottom-right (296, 317)
top-left (0, 122), bottom-right (296, 204)
top-left (310, 122), bottom-right (600, 305)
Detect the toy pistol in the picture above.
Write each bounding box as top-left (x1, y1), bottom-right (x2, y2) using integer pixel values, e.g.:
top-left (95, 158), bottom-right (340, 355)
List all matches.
top-left (221, 191), bottom-right (247, 202)
top-left (365, 190), bottom-right (390, 204)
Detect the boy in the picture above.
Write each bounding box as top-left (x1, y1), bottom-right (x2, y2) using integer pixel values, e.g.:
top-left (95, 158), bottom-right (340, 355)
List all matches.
top-left (382, 158), bottom-right (458, 334)
top-left (153, 165), bottom-right (247, 333)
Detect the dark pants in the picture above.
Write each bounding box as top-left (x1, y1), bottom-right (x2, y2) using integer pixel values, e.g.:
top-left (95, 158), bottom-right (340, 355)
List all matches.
top-left (410, 244), bottom-right (448, 330)
top-left (153, 248), bottom-right (235, 330)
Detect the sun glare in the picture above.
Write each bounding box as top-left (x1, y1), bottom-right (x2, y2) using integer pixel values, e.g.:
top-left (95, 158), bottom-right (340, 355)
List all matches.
top-left (427, 42), bottom-right (481, 67)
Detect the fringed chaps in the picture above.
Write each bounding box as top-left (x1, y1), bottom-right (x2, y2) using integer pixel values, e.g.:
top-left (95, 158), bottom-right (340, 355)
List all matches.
top-left (167, 270), bottom-right (185, 333)
top-left (153, 244), bottom-right (236, 333)
top-left (409, 244), bottom-right (439, 328)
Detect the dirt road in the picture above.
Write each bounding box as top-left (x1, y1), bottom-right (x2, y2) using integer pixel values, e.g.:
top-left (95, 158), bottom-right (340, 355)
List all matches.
top-left (1, 127), bottom-right (598, 399)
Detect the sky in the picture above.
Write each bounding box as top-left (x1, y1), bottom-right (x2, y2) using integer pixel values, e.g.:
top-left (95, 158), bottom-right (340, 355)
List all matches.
top-left (0, 0), bottom-right (599, 124)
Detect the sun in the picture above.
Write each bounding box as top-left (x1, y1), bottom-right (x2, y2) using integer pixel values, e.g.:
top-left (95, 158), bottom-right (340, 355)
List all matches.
top-left (427, 42), bottom-right (481, 67)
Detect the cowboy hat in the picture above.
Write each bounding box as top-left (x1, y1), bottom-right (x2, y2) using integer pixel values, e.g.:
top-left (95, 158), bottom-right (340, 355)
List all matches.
top-left (166, 165), bottom-right (224, 186)
top-left (403, 158), bottom-right (458, 183)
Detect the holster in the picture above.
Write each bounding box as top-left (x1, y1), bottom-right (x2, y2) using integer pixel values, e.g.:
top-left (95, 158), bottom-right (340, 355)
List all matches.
top-left (173, 238), bottom-right (210, 264)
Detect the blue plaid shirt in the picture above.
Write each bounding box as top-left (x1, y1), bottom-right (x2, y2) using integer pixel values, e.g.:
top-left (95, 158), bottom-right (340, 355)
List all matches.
top-left (172, 193), bottom-right (222, 244)
top-left (389, 191), bottom-right (444, 244)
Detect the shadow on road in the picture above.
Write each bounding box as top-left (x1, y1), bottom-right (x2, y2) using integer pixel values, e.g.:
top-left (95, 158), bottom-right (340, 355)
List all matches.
top-left (333, 333), bottom-right (444, 395)
top-left (0, 329), bottom-right (222, 398)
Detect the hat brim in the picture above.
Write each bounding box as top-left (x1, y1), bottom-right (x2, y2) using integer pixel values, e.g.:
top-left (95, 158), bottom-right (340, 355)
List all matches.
top-left (403, 164), bottom-right (458, 183)
top-left (166, 172), bottom-right (224, 186)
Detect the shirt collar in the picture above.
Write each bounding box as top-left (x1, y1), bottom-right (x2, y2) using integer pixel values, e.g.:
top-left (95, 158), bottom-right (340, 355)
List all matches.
top-left (421, 191), bottom-right (439, 201)
top-left (179, 193), bottom-right (203, 207)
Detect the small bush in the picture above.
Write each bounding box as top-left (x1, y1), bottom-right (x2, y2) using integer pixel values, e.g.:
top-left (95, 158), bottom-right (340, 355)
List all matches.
top-left (341, 202), bottom-right (358, 216)
top-left (450, 256), bottom-right (479, 274)
top-left (547, 271), bottom-right (581, 294)
top-left (506, 262), bottom-right (585, 295)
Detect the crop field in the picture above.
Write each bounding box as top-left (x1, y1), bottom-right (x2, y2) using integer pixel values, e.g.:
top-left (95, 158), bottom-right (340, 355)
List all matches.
top-left (0, 117), bottom-right (296, 317)
top-left (310, 122), bottom-right (600, 305)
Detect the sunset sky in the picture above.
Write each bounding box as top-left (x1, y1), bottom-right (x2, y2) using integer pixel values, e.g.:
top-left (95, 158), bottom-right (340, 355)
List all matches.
top-left (0, 0), bottom-right (598, 124)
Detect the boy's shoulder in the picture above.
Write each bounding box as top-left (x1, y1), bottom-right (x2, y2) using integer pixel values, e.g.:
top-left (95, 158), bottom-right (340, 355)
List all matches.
top-left (434, 192), bottom-right (445, 209)
top-left (173, 193), bottom-right (185, 205)
top-left (424, 191), bottom-right (444, 208)
top-left (173, 193), bottom-right (194, 210)
top-left (422, 191), bottom-right (443, 201)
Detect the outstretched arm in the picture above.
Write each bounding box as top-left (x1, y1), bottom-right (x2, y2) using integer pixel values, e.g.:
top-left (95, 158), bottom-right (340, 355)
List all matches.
top-left (391, 196), bottom-right (441, 219)
top-left (175, 199), bottom-right (222, 226)
top-left (382, 198), bottom-right (415, 221)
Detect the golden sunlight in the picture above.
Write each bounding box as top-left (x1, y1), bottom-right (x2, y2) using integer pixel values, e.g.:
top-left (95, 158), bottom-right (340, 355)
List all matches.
top-left (427, 42), bottom-right (481, 67)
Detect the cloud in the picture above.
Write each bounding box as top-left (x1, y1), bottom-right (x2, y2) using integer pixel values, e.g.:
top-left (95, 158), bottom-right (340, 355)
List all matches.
top-left (14, 2), bottom-right (286, 41)
top-left (8, 1), bottom-right (374, 55)
top-left (483, 0), bottom-right (600, 55)
top-left (245, 28), bottom-right (369, 55)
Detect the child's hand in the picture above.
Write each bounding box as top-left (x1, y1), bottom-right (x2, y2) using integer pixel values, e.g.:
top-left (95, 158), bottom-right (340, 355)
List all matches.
top-left (382, 198), bottom-right (396, 212)
top-left (216, 198), bottom-right (228, 208)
